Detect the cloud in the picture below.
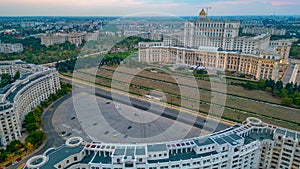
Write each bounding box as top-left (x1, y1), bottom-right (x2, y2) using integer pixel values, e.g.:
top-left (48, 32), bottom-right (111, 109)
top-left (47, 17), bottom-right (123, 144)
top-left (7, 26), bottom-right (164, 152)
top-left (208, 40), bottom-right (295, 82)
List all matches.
top-left (269, 0), bottom-right (300, 6)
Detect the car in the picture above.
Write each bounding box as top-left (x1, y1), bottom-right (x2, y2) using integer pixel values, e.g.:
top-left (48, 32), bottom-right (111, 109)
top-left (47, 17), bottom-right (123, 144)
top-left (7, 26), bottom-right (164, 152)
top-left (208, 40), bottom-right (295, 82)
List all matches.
top-left (127, 126), bottom-right (132, 129)
top-left (61, 131), bottom-right (67, 136)
top-left (12, 161), bottom-right (19, 165)
top-left (71, 117), bottom-right (76, 120)
top-left (5, 162), bottom-right (12, 167)
top-left (16, 157), bottom-right (22, 162)
top-left (105, 100), bottom-right (111, 104)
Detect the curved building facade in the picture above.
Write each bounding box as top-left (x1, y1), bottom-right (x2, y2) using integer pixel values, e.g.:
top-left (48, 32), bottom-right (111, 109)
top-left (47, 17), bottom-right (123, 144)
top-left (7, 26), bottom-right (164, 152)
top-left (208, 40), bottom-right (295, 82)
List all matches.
top-left (0, 60), bottom-right (60, 145)
top-left (25, 118), bottom-right (300, 169)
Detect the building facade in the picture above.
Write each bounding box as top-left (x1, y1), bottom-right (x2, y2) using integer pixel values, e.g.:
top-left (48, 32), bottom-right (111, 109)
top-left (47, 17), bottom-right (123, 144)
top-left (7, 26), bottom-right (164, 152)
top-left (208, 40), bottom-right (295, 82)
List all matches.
top-left (138, 9), bottom-right (292, 80)
top-left (25, 117), bottom-right (300, 169)
top-left (0, 60), bottom-right (61, 144)
top-left (41, 35), bottom-right (66, 47)
top-left (184, 9), bottom-right (240, 50)
top-left (139, 45), bottom-right (280, 80)
top-left (0, 41), bottom-right (23, 54)
top-left (242, 27), bottom-right (286, 36)
top-left (270, 39), bottom-right (293, 64)
top-left (40, 32), bottom-right (99, 47)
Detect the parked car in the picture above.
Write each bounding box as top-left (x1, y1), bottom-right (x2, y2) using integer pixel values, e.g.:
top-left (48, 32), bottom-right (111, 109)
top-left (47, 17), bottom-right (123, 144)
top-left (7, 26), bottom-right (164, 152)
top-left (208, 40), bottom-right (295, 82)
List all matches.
top-left (61, 131), bottom-right (67, 136)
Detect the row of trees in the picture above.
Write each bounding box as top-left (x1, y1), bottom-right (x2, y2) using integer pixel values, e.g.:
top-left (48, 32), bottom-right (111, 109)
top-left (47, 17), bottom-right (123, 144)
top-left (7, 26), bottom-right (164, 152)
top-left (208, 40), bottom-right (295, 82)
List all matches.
top-left (24, 82), bottom-right (72, 147)
top-left (0, 140), bottom-right (28, 163)
top-left (56, 49), bottom-right (137, 72)
top-left (242, 79), bottom-right (300, 106)
top-left (110, 36), bottom-right (154, 51)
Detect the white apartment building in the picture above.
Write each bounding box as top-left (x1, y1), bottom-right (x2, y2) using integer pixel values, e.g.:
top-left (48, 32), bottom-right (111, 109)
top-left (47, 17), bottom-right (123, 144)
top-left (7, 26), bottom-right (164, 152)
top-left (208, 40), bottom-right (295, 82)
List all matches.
top-left (0, 41), bottom-right (23, 54)
top-left (40, 35), bottom-right (66, 47)
top-left (25, 117), bottom-right (300, 169)
top-left (40, 32), bottom-right (99, 47)
top-left (242, 27), bottom-right (286, 36)
top-left (0, 61), bottom-right (61, 144)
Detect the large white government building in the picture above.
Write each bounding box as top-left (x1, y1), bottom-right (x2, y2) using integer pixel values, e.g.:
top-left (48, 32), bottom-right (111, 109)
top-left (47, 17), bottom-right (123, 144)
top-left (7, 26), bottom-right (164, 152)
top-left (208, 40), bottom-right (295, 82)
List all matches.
top-left (25, 117), bottom-right (300, 169)
top-left (0, 60), bottom-right (60, 145)
top-left (139, 9), bottom-right (293, 80)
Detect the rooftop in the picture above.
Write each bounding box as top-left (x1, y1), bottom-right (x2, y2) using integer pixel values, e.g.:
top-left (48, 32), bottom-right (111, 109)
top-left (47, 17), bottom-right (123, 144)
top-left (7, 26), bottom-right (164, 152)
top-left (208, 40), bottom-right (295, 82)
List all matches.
top-left (244, 129), bottom-right (274, 145)
top-left (40, 146), bottom-right (84, 169)
top-left (194, 138), bottom-right (215, 146)
top-left (147, 144), bottom-right (167, 152)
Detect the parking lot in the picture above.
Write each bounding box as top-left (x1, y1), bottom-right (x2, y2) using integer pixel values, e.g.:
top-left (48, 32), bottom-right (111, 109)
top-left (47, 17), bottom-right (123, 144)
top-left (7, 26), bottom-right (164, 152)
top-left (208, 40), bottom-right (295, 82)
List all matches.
top-left (52, 92), bottom-right (209, 144)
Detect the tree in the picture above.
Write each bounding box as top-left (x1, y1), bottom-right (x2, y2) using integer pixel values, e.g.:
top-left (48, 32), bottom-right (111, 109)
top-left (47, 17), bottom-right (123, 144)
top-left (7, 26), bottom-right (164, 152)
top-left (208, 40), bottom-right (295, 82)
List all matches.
top-left (13, 71), bottom-right (20, 81)
top-left (275, 80), bottom-right (283, 91)
top-left (6, 140), bottom-right (23, 153)
top-left (25, 130), bottom-right (46, 147)
top-left (266, 79), bottom-right (275, 89)
top-left (0, 153), bottom-right (7, 162)
top-left (258, 79), bottom-right (266, 90)
top-left (294, 97), bottom-right (300, 105)
top-left (281, 97), bottom-right (293, 106)
top-left (25, 143), bottom-right (34, 153)
top-left (279, 89), bottom-right (289, 98)
top-left (266, 87), bottom-right (273, 92)
top-left (6, 154), bottom-right (14, 163)
top-left (26, 123), bottom-right (38, 132)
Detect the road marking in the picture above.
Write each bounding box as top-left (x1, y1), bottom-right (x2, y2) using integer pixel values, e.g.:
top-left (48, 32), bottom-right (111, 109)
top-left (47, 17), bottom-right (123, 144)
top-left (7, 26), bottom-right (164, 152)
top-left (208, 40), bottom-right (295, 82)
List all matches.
top-left (62, 124), bottom-right (71, 129)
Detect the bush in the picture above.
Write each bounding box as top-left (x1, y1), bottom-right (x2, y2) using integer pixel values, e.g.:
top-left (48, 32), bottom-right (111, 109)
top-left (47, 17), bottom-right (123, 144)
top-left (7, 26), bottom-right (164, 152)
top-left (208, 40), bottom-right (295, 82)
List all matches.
top-left (281, 97), bottom-right (293, 106)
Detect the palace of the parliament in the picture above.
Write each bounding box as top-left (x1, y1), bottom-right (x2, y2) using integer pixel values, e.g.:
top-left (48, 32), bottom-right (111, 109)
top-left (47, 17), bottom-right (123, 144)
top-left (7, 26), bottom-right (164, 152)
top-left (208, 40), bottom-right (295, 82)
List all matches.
top-left (138, 9), bottom-right (293, 80)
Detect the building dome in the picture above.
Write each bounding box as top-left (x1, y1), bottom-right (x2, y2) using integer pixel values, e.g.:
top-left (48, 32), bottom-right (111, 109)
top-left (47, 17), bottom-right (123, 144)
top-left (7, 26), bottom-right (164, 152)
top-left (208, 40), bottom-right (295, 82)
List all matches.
top-left (199, 9), bottom-right (206, 17)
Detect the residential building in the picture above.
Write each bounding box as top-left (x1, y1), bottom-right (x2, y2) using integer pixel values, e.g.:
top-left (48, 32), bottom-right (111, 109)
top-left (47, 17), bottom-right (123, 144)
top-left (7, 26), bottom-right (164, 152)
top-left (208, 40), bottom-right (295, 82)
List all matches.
top-left (25, 117), bottom-right (300, 169)
top-left (0, 41), bottom-right (23, 53)
top-left (40, 32), bottom-right (99, 47)
top-left (0, 60), bottom-right (61, 145)
top-left (242, 27), bottom-right (286, 36)
top-left (40, 34), bottom-right (66, 47)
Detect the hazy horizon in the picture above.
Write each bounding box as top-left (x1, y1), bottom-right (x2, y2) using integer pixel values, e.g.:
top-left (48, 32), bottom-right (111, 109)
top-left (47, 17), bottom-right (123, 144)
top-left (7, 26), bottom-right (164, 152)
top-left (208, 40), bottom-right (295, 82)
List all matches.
top-left (0, 0), bottom-right (299, 16)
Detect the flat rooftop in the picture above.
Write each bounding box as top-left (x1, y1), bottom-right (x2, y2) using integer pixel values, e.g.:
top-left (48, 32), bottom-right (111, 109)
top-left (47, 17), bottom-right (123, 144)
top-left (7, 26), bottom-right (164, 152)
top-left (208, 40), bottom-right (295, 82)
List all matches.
top-left (40, 146), bottom-right (84, 169)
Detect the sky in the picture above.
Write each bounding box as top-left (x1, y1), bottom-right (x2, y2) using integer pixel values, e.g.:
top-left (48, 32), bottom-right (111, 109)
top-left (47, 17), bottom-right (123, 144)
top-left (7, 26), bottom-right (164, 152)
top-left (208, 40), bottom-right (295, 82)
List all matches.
top-left (0, 0), bottom-right (299, 16)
